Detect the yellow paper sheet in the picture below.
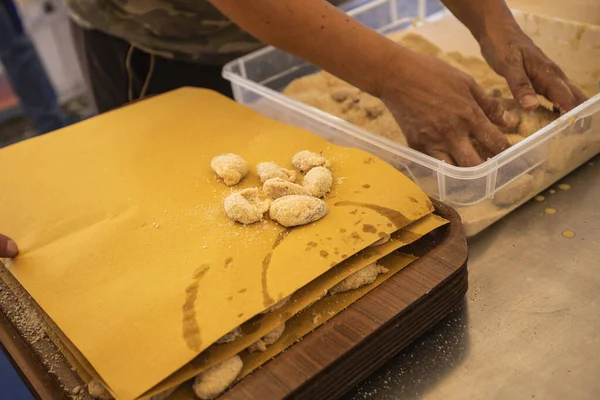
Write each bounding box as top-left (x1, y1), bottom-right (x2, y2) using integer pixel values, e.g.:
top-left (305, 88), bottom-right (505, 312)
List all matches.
top-left (165, 251), bottom-right (420, 400)
top-left (0, 264), bottom-right (95, 376)
top-left (142, 213), bottom-right (447, 398)
top-left (0, 88), bottom-right (433, 400)
top-left (238, 251), bottom-right (420, 378)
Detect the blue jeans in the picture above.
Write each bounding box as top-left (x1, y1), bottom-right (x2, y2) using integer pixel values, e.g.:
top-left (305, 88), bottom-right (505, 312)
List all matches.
top-left (0, 0), bottom-right (68, 134)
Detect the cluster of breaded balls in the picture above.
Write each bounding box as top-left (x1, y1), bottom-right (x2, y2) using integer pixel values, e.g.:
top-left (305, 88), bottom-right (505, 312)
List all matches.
top-left (211, 150), bottom-right (334, 227)
top-left (84, 154), bottom-right (387, 400)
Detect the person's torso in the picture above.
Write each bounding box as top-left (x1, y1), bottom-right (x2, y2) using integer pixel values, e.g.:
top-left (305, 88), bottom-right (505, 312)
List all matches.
top-left (66, 0), bottom-right (345, 65)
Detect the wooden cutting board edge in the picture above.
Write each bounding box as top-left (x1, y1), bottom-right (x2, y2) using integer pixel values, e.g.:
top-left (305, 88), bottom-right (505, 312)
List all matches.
top-left (222, 199), bottom-right (468, 400)
top-left (0, 200), bottom-right (467, 400)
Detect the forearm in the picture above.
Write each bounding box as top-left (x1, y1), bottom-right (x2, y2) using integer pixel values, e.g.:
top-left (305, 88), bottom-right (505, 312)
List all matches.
top-left (439, 0), bottom-right (518, 40)
top-left (208, 0), bottom-right (407, 98)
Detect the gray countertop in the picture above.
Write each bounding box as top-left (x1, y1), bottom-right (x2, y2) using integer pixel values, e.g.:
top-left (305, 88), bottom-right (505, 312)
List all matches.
top-left (347, 155), bottom-right (600, 400)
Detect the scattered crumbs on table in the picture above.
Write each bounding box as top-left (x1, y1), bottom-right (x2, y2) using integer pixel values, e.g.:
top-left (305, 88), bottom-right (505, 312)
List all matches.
top-left (561, 230), bottom-right (575, 239)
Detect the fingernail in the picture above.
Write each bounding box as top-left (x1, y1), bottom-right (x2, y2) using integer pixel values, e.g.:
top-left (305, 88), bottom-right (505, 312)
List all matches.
top-left (520, 94), bottom-right (539, 109)
top-left (502, 110), bottom-right (520, 127)
top-left (6, 240), bottom-right (18, 258)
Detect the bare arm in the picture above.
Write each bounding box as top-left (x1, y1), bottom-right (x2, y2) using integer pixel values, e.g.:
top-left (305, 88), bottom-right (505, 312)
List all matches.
top-left (440, 0), bottom-right (587, 112)
top-left (439, 0), bottom-right (514, 41)
top-left (208, 0), bottom-right (515, 166)
top-left (208, 0), bottom-right (401, 98)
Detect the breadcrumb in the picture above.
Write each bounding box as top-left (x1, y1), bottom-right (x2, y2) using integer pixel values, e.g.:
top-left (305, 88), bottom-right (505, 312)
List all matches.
top-left (505, 133), bottom-right (526, 146)
top-left (331, 87), bottom-right (360, 102)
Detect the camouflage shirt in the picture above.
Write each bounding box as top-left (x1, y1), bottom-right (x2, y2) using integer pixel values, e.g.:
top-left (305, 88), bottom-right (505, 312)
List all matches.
top-left (66, 0), bottom-right (345, 65)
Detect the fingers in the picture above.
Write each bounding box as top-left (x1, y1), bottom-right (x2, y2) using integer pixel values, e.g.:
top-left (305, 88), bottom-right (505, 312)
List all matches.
top-left (450, 136), bottom-right (483, 167)
top-left (471, 116), bottom-right (511, 156)
top-left (529, 61), bottom-right (587, 113)
top-left (0, 234), bottom-right (19, 258)
top-left (471, 83), bottom-right (519, 129)
top-left (567, 82), bottom-right (589, 108)
top-left (502, 60), bottom-right (539, 110)
top-left (428, 150), bottom-right (455, 165)
top-left (542, 76), bottom-right (578, 114)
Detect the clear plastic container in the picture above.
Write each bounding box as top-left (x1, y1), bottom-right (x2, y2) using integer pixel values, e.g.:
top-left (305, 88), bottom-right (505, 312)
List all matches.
top-left (223, 0), bottom-right (600, 236)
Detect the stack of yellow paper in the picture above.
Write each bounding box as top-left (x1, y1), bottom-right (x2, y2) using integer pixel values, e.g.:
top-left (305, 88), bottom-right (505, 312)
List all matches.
top-left (0, 89), bottom-right (447, 400)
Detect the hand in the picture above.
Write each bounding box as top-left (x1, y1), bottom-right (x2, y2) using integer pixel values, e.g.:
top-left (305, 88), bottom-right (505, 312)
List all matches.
top-left (381, 49), bottom-right (518, 167)
top-left (0, 234), bottom-right (19, 258)
top-left (479, 22), bottom-right (588, 113)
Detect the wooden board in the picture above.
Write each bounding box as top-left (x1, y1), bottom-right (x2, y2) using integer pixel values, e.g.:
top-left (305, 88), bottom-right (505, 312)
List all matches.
top-left (0, 200), bottom-right (467, 400)
top-left (221, 200), bottom-right (467, 400)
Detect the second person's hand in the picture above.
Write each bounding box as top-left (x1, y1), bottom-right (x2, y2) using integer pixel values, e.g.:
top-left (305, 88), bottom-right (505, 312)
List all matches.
top-left (381, 49), bottom-right (518, 167)
top-left (0, 233), bottom-right (18, 258)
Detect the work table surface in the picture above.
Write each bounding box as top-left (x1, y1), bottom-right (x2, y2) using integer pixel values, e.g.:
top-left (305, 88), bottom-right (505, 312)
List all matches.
top-left (1, 157), bottom-right (597, 399)
top-left (348, 155), bottom-right (600, 400)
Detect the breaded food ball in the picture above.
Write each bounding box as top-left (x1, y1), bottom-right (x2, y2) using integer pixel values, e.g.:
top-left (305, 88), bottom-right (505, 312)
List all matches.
top-left (87, 381), bottom-right (112, 399)
top-left (263, 178), bottom-right (311, 199)
top-left (257, 162), bottom-right (297, 183)
top-left (269, 195), bottom-right (328, 227)
top-left (224, 188), bottom-right (271, 224)
top-left (303, 166), bottom-right (333, 198)
top-left (211, 154), bottom-right (248, 186)
top-left (193, 355), bottom-right (243, 400)
top-left (261, 295), bottom-right (291, 314)
top-left (329, 263), bottom-right (389, 294)
top-left (248, 323), bottom-right (286, 353)
top-left (369, 234), bottom-right (391, 247)
top-left (215, 326), bottom-right (242, 344)
top-left (291, 150), bottom-right (330, 172)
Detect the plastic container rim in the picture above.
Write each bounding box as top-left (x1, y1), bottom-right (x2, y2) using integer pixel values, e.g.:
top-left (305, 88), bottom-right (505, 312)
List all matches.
top-left (222, 1), bottom-right (600, 180)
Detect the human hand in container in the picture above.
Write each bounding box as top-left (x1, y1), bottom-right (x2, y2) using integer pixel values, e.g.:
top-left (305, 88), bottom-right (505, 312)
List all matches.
top-left (379, 50), bottom-right (518, 166)
top-left (207, 0), bottom-right (518, 167)
top-left (0, 233), bottom-right (19, 258)
top-left (441, 0), bottom-right (588, 114)
top-left (479, 22), bottom-right (588, 114)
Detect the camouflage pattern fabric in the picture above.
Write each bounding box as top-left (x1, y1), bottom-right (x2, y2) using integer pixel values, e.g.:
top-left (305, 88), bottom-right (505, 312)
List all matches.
top-left (65, 0), bottom-right (346, 65)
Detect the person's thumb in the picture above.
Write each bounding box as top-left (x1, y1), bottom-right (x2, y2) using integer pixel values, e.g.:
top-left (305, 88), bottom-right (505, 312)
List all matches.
top-left (0, 234), bottom-right (19, 258)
